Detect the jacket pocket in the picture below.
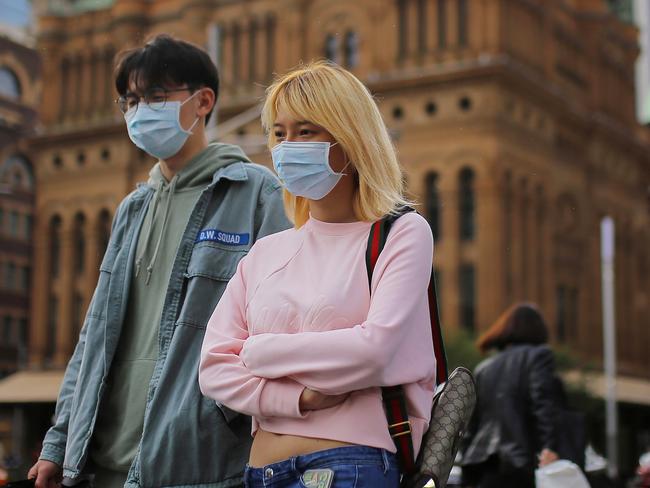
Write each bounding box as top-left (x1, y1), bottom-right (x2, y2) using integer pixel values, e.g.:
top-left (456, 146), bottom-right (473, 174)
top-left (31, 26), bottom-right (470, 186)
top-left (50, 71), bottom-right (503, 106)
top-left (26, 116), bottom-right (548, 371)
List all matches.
top-left (176, 243), bottom-right (246, 329)
top-left (86, 242), bottom-right (120, 321)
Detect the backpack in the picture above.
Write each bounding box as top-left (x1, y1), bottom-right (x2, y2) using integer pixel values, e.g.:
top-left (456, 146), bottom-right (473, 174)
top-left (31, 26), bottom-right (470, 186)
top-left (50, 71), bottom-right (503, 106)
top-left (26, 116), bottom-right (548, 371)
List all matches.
top-left (365, 208), bottom-right (477, 488)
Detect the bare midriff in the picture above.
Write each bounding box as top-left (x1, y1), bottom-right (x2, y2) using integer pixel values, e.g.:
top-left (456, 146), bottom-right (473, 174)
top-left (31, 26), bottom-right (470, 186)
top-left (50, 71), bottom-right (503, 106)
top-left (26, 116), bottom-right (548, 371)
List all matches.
top-left (249, 428), bottom-right (355, 467)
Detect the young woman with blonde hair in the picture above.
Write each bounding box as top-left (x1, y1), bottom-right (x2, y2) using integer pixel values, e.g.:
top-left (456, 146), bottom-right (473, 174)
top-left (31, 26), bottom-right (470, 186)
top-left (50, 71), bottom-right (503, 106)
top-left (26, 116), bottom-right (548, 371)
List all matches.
top-left (199, 61), bottom-right (436, 487)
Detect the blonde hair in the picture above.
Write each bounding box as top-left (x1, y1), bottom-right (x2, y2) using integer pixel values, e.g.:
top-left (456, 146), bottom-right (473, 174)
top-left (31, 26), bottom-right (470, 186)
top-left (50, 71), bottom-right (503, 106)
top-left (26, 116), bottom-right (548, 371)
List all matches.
top-left (261, 61), bottom-right (410, 227)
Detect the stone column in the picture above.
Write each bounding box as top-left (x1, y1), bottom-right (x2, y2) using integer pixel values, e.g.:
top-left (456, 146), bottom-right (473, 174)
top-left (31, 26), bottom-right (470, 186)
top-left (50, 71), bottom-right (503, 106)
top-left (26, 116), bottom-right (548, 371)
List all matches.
top-left (55, 219), bottom-right (74, 367)
top-left (511, 177), bottom-right (525, 302)
top-left (476, 173), bottom-right (506, 330)
top-left (92, 52), bottom-right (105, 120)
top-left (104, 49), bottom-right (115, 115)
top-left (264, 15), bottom-right (276, 82)
top-left (80, 51), bottom-right (93, 120)
top-left (29, 216), bottom-right (51, 367)
top-left (221, 25), bottom-right (232, 95)
top-left (240, 22), bottom-right (250, 92)
top-left (520, 181), bottom-right (531, 300)
top-left (406, 0), bottom-right (418, 66)
top-left (533, 187), bottom-right (546, 308)
top-left (85, 211), bottom-right (101, 311)
top-left (527, 185), bottom-right (538, 302)
top-left (440, 168), bottom-right (460, 330)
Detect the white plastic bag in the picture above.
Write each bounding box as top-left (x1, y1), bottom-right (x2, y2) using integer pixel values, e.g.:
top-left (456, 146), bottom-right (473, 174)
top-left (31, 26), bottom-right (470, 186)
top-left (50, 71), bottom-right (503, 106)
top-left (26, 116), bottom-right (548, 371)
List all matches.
top-left (535, 460), bottom-right (591, 488)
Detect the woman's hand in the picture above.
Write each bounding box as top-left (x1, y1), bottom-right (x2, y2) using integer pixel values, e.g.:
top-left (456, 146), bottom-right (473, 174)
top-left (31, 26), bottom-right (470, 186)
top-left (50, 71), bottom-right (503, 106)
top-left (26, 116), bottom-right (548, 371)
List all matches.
top-left (299, 388), bottom-right (349, 411)
top-left (28, 459), bottom-right (63, 488)
top-left (538, 448), bottom-right (559, 467)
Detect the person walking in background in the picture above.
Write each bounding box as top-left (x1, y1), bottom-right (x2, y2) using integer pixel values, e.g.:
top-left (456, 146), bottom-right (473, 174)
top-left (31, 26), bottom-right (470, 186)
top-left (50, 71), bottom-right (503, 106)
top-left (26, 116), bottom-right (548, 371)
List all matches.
top-left (199, 61), bottom-right (437, 487)
top-left (28, 34), bottom-right (290, 488)
top-left (460, 303), bottom-right (560, 488)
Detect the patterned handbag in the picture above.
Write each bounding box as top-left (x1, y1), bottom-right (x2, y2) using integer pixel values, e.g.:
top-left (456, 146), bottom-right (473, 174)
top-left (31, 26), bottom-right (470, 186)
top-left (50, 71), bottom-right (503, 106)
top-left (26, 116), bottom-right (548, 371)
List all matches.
top-left (366, 209), bottom-right (477, 488)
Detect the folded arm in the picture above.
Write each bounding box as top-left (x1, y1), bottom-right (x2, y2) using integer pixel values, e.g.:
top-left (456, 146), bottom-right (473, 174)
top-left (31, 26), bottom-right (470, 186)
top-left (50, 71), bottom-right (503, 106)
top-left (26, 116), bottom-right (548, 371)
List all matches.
top-left (199, 256), bottom-right (305, 419)
top-left (241, 215), bottom-right (436, 395)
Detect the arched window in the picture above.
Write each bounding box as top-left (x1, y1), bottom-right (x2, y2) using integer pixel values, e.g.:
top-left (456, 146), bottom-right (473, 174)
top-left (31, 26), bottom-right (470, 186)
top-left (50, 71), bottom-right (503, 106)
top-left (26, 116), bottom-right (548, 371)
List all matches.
top-left (60, 57), bottom-right (70, 119)
top-left (397, 0), bottom-right (408, 60)
top-left (425, 171), bottom-right (441, 240)
top-left (417, 0), bottom-right (427, 54)
top-left (74, 213), bottom-right (86, 275)
top-left (459, 167), bottom-right (475, 241)
top-left (457, 0), bottom-right (468, 46)
top-left (5, 262), bottom-right (16, 290)
top-left (46, 295), bottom-right (58, 364)
top-left (437, 0), bottom-right (447, 49)
top-left (98, 209), bottom-right (112, 259)
top-left (103, 48), bottom-right (115, 109)
top-left (344, 31), bottom-right (359, 68)
top-left (459, 263), bottom-right (475, 331)
top-left (1, 154), bottom-right (34, 191)
top-left (3, 316), bottom-right (12, 345)
top-left (21, 265), bottom-right (30, 292)
top-left (73, 293), bottom-right (85, 340)
top-left (324, 34), bottom-right (339, 63)
top-left (265, 15), bottom-right (276, 80)
top-left (50, 215), bottom-right (62, 278)
top-left (0, 67), bottom-right (21, 99)
top-left (249, 19), bottom-right (257, 82)
top-left (232, 23), bottom-right (241, 82)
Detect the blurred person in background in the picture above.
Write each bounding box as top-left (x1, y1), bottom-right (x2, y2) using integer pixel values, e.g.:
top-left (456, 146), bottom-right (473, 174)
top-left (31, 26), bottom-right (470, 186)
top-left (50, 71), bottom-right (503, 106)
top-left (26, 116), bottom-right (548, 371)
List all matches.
top-left (199, 61), bottom-right (437, 488)
top-left (27, 34), bottom-right (290, 488)
top-left (460, 303), bottom-right (560, 488)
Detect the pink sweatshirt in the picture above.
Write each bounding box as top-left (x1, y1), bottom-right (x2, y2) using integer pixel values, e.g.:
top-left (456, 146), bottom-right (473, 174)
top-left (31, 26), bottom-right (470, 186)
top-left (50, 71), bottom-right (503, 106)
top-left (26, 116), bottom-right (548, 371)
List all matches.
top-left (199, 212), bottom-right (436, 456)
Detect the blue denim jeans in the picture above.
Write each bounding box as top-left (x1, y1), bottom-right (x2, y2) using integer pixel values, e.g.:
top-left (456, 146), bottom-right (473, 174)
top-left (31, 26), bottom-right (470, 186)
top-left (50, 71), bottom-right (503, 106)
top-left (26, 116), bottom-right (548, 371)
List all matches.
top-left (243, 445), bottom-right (399, 487)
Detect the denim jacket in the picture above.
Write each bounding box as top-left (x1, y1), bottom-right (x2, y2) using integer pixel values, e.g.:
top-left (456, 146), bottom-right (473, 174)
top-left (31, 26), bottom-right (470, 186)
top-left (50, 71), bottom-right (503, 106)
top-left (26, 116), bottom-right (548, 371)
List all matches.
top-left (40, 161), bottom-right (291, 487)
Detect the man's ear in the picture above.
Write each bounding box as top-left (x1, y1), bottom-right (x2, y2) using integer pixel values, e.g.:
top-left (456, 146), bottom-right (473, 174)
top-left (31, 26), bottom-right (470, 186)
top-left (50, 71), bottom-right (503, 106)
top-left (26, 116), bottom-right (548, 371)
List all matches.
top-left (197, 87), bottom-right (216, 119)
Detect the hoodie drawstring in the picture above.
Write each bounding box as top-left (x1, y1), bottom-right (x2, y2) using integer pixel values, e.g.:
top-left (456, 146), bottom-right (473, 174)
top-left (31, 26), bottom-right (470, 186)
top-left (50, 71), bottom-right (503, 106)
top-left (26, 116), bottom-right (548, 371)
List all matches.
top-left (135, 180), bottom-right (164, 279)
top-left (144, 175), bottom-right (178, 285)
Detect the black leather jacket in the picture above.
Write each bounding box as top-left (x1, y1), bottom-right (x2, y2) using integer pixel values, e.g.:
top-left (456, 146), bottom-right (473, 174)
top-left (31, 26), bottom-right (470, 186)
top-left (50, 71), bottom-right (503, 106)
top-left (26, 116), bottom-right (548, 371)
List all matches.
top-left (460, 344), bottom-right (558, 472)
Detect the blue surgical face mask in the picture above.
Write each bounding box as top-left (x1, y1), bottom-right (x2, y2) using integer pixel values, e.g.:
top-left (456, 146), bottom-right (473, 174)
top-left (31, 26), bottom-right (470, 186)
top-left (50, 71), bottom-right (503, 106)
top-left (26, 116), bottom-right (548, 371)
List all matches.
top-left (124, 91), bottom-right (200, 160)
top-left (271, 141), bottom-right (351, 200)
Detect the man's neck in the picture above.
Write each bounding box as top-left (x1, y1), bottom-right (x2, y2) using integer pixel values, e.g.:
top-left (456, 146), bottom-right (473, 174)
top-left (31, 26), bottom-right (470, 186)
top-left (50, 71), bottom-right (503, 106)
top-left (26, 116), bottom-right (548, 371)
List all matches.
top-left (159, 133), bottom-right (209, 181)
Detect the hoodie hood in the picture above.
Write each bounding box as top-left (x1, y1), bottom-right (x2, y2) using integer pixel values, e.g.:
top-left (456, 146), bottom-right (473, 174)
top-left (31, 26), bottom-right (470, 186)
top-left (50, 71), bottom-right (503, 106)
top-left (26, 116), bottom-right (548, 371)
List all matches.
top-left (147, 142), bottom-right (252, 191)
top-left (136, 142), bottom-right (251, 284)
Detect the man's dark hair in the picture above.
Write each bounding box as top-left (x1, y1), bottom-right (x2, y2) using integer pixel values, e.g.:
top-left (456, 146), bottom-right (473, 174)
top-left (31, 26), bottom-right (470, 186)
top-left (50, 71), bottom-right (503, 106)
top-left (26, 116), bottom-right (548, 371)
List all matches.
top-left (114, 34), bottom-right (219, 123)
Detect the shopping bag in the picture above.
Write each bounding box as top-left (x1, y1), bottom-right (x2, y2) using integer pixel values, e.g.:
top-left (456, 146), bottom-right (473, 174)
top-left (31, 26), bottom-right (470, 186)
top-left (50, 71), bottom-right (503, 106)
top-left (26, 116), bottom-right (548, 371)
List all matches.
top-left (535, 459), bottom-right (590, 488)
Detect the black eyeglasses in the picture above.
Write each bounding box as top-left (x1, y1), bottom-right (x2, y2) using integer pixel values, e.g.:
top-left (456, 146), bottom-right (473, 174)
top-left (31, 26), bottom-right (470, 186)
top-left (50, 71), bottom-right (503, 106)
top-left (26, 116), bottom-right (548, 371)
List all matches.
top-left (115, 86), bottom-right (194, 114)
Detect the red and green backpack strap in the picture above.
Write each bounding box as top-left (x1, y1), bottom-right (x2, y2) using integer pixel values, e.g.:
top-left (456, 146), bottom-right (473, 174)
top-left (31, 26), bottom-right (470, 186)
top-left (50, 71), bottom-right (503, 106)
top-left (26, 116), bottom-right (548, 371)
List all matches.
top-left (365, 206), bottom-right (448, 474)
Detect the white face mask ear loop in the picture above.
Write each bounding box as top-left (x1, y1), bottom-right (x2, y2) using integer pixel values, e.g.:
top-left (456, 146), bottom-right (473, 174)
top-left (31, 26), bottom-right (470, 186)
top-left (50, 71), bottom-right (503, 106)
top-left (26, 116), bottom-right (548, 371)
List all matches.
top-left (329, 141), bottom-right (352, 176)
top-left (180, 90), bottom-right (202, 134)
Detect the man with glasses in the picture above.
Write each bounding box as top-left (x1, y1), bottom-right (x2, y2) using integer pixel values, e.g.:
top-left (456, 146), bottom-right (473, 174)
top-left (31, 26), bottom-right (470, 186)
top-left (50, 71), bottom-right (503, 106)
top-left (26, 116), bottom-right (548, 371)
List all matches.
top-left (28, 34), bottom-right (290, 488)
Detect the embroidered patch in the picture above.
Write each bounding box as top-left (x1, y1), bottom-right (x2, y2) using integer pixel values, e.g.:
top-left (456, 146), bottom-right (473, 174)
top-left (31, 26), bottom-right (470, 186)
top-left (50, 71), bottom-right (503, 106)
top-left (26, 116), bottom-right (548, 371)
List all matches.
top-left (196, 228), bottom-right (250, 246)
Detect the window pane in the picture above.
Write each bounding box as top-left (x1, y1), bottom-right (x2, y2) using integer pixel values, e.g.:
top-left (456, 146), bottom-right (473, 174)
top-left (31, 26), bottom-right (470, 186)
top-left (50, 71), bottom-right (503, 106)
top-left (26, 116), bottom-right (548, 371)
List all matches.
top-left (5, 262), bottom-right (15, 290)
top-left (418, 0), bottom-right (427, 54)
top-left (25, 214), bottom-right (33, 239)
top-left (50, 216), bottom-right (62, 277)
top-left (0, 67), bottom-right (21, 99)
top-left (46, 296), bottom-right (58, 363)
top-left (556, 285), bottom-right (566, 342)
top-left (459, 264), bottom-right (475, 331)
top-left (459, 168), bottom-right (475, 241)
top-left (458, 0), bottom-right (468, 46)
top-left (3, 315), bottom-right (12, 345)
top-left (437, 0), bottom-right (447, 49)
top-left (10, 211), bottom-right (19, 237)
top-left (425, 172), bottom-right (441, 240)
top-left (325, 34), bottom-right (339, 63)
top-left (344, 31), bottom-right (359, 69)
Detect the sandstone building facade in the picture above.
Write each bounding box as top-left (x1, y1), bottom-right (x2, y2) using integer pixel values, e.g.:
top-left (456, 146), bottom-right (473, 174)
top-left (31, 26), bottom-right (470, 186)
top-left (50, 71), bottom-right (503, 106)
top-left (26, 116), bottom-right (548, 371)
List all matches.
top-left (27, 0), bottom-right (650, 377)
